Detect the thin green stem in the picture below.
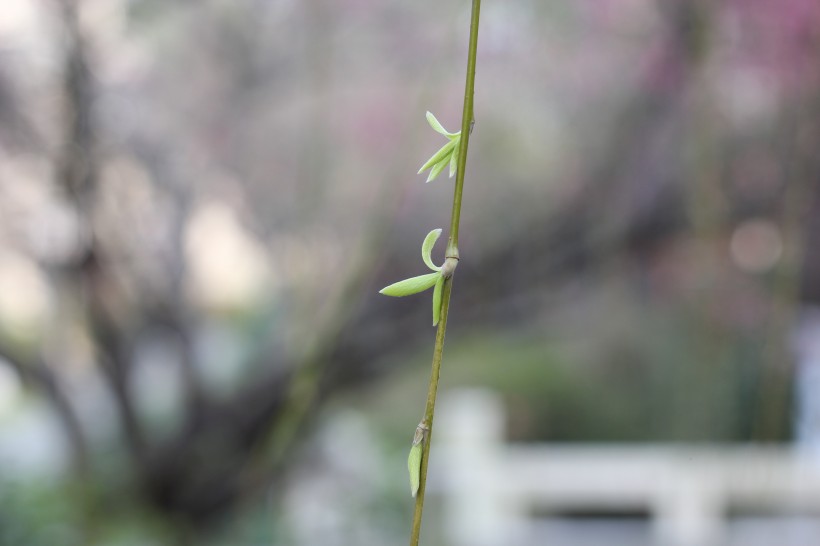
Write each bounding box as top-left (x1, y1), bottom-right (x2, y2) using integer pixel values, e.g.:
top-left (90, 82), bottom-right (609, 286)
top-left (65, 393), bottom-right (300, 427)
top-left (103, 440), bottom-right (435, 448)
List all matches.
top-left (446, 0), bottom-right (482, 259)
top-left (410, 1), bottom-right (481, 545)
top-left (409, 279), bottom-right (452, 546)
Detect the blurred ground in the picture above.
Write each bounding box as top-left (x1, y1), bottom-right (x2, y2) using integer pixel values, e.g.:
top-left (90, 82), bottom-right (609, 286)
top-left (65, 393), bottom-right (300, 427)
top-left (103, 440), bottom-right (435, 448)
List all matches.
top-left (1, 0), bottom-right (820, 544)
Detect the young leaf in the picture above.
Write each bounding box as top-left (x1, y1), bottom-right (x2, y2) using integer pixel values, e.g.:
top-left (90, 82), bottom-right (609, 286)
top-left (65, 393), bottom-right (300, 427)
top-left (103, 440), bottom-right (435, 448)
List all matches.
top-left (421, 229), bottom-right (443, 272)
top-left (418, 138), bottom-right (458, 175)
top-left (426, 156), bottom-right (449, 183)
top-left (432, 275), bottom-right (444, 326)
top-left (449, 140), bottom-right (460, 178)
top-left (426, 111), bottom-right (457, 138)
top-left (380, 272), bottom-right (439, 297)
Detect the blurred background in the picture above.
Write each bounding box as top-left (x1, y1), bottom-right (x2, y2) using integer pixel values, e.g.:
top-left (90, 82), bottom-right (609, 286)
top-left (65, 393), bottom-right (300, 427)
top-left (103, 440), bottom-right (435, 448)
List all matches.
top-left (1, 0), bottom-right (820, 545)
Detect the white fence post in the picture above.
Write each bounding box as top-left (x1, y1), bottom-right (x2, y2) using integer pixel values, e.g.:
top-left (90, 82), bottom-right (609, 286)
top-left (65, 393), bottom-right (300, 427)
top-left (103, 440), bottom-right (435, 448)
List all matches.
top-left (654, 462), bottom-right (722, 546)
top-left (439, 388), bottom-right (523, 546)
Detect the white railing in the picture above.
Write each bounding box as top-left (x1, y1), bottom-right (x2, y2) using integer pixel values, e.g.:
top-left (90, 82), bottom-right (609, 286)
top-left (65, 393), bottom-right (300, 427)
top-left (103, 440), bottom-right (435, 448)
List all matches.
top-left (435, 389), bottom-right (820, 546)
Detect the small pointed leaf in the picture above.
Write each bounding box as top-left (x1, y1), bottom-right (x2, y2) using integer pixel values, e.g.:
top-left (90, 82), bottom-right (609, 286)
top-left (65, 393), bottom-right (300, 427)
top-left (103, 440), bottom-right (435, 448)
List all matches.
top-left (421, 229), bottom-right (443, 272)
top-left (432, 275), bottom-right (444, 326)
top-left (449, 141), bottom-right (460, 178)
top-left (418, 138), bottom-right (458, 175)
top-left (426, 156), bottom-right (449, 183)
top-left (426, 111), bottom-right (456, 137)
top-left (379, 272), bottom-right (440, 297)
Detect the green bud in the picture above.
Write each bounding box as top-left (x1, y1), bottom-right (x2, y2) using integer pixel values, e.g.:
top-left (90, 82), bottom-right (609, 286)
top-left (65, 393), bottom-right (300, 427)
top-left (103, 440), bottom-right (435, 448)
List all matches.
top-left (408, 426), bottom-right (425, 497)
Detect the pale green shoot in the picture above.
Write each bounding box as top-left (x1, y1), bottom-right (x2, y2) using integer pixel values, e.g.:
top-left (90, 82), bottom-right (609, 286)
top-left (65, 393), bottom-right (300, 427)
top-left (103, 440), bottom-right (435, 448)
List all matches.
top-left (379, 229), bottom-right (445, 325)
top-left (418, 112), bottom-right (462, 183)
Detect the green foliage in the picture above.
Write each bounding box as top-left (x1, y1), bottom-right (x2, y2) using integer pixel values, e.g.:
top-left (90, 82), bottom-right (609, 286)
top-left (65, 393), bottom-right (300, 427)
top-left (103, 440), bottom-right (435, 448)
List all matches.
top-left (0, 479), bottom-right (80, 546)
top-left (431, 276), bottom-right (444, 326)
top-left (381, 114), bottom-right (458, 324)
top-left (0, 477), bottom-right (171, 546)
top-left (417, 112), bottom-right (462, 183)
top-left (421, 228), bottom-right (443, 272)
top-left (379, 229), bottom-right (445, 325)
top-left (379, 272), bottom-right (440, 297)
top-left (366, 309), bottom-right (788, 445)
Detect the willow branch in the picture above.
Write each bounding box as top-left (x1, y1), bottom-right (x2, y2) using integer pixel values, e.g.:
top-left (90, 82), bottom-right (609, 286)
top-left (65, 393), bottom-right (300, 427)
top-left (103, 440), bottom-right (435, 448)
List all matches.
top-left (410, 2), bottom-right (481, 545)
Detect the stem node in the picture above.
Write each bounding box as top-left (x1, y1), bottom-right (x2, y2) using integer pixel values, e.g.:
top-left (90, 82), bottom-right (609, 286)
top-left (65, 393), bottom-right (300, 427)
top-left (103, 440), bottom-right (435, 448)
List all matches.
top-left (441, 256), bottom-right (459, 279)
